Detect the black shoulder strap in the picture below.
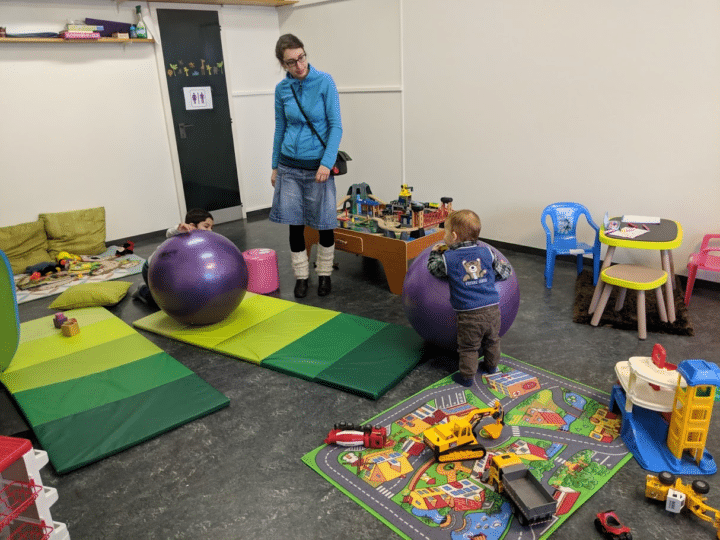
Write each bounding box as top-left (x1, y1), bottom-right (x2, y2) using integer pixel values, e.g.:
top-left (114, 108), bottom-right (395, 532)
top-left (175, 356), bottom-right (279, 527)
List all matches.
top-left (290, 85), bottom-right (327, 148)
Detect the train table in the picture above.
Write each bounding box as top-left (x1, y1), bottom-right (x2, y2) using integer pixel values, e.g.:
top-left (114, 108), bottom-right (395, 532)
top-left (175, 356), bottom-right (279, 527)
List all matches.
top-left (305, 183), bottom-right (453, 295)
top-left (305, 227), bottom-right (444, 295)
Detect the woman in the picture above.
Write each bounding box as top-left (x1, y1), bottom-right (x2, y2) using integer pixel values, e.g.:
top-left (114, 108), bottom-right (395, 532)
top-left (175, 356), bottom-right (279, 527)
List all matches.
top-left (270, 34), bottom-right (342, 298)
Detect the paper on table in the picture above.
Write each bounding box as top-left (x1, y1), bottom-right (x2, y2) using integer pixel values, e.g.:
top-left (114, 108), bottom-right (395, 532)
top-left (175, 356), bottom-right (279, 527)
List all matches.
top-left (621, 215), bottom-right (660, 224)
top-left (607, 227), bottom-right (650, 239)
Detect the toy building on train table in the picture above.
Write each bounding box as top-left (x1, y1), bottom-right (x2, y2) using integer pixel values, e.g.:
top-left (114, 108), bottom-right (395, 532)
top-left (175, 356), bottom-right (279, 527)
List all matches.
top-left (337, 183), bottom-right (453, 239)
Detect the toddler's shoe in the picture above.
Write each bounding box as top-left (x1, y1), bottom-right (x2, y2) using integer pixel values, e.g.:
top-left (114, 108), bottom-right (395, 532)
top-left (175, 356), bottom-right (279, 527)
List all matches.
top-left (481, 362), bottom-right (498, 374)
top-left (452, 372), bottom-right (474, 387)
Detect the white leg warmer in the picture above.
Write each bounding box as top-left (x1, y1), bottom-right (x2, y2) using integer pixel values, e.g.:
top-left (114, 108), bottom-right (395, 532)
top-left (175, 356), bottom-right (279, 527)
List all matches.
top-left (316, 245), bottom-right (335, 277)
top-left (291, 251), bottom-right (309, 280)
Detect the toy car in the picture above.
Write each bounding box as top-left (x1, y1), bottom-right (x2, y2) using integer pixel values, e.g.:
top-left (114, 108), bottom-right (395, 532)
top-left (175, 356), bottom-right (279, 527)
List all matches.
top-left (595, 510), bottom-right (632, 540)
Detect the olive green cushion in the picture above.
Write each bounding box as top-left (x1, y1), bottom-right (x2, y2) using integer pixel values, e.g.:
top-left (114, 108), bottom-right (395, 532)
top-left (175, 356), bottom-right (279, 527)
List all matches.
top-left (49, 281), bottom-right (132, 310)
top-left (40, 207), bottom-right (106, 259)
top-left (0, 220), bottom-right (53, 275)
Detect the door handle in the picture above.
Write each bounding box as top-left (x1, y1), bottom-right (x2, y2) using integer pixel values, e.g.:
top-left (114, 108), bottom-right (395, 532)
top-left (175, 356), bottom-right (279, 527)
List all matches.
top-left (178, 123), bottom-right (194, 139)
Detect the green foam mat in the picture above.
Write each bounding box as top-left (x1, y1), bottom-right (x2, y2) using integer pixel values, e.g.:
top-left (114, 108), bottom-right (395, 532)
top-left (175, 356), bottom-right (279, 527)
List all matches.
top-left (0, 250), bottom-right (20, 373)
top-left (261, 313), bottom-right (388, 380)
top-left (303, 355), bottom-right (632, 540)
top-left (0, 307), bottom-right (229, 474)
top-left (133, 293), bottom-right (425, 399)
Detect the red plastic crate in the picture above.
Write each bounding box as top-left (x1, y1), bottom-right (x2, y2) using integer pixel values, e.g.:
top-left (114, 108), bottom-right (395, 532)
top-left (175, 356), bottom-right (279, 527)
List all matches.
top-left (0, 481), bottom-right (42, 529)
top-left (0, 436), bottom-right (32, 474)
top-left (7, 520), bottom-right (53, 540)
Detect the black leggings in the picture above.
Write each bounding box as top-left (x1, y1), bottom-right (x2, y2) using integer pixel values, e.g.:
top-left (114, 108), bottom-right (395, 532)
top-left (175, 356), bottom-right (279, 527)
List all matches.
top-left (289, 225), bottom-right (334, 252)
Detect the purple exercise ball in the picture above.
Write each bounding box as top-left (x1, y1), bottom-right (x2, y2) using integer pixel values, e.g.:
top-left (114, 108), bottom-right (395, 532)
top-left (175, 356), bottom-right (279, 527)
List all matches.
top-left (402, 242), bottom-right (520, 350)
top-left (148, 230), bottom-right (248, 325)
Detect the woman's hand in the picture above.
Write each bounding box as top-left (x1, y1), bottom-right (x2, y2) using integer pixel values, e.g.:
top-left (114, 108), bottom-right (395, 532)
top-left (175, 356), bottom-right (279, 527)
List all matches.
top-left (315, 165), bottom-right (331, 183)
top-left (271, 169), bottom-right (278, 187)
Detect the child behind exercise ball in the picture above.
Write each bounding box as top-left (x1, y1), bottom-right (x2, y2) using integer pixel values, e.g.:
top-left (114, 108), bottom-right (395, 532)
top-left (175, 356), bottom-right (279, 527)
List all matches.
top-left (427, 209), bottom-right (512, 387)
top-left (133, 208), bottom-right (214, 307)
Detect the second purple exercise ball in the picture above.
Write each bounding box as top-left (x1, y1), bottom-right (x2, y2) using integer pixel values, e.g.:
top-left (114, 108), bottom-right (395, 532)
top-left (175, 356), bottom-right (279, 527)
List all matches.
top-left (402, 242), bottom-right (520, 350)
top-left (149, 230), bottom-right (248, 325)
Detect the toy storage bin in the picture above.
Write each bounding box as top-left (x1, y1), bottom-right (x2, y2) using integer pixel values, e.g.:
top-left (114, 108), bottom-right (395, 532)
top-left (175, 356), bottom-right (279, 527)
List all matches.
top-left (0, 437), bottom-right (69, 540)
top-left (242, 248), bottom-right (279, 294)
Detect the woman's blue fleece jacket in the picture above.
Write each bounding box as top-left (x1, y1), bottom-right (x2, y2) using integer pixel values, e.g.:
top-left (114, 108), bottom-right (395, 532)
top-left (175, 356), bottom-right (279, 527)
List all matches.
top-left (272, 65), bottom-right (343, 171)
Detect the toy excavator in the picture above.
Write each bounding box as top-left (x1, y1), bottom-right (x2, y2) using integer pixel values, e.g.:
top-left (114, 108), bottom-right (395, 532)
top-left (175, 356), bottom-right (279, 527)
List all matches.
top-left (646, 471), bottom-right (720, 539)
top-left (471, 400), bottom-right (506, 440)
top-left (422, 401), bottom-right (505, 463)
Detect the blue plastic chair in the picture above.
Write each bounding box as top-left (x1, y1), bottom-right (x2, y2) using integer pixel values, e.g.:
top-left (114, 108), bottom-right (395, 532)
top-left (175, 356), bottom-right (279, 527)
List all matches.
top-left (0, 249), bottom-right (20, 374)
top-left (541, 202), bottom-right (601, 288)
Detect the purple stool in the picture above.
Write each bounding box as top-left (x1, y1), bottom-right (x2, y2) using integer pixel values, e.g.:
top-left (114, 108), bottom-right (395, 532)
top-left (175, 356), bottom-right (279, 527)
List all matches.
top-left (242, 249), bottom-right (279, 294)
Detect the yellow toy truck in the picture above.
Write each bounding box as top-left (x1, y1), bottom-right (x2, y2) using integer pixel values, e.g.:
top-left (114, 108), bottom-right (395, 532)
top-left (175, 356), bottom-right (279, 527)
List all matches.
top-left (484, 452), bottom-right (557, 526)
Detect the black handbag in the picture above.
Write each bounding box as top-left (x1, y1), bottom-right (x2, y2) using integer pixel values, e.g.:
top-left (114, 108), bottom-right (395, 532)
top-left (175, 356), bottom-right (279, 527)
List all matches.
top-left (290, 86), bottom-right (351, 175)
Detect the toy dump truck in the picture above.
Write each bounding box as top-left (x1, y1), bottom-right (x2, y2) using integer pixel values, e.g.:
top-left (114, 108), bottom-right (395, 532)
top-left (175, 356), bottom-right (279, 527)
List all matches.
top-left (485, 452), bottom-right (557, 526)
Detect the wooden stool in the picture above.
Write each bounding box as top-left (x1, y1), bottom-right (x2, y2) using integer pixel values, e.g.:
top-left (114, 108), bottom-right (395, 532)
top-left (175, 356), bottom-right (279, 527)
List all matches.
top-left (590, 264), bottom-right (668, 340)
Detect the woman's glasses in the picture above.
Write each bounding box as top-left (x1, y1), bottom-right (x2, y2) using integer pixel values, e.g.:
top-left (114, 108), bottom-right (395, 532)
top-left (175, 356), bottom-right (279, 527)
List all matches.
top-left (284, 53), bottom-right (307, 68)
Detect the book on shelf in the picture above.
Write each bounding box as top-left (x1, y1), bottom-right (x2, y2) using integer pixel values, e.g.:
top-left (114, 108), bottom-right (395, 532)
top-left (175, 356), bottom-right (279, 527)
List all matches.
top-left (60, 31), bottom-right (101, 39)
top-left (66, 24), bottom-right (104, 32)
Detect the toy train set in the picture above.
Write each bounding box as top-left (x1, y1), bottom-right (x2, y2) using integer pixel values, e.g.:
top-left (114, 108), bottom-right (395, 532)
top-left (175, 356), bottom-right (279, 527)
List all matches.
top-left (336, 183), bottom-right (453, 238)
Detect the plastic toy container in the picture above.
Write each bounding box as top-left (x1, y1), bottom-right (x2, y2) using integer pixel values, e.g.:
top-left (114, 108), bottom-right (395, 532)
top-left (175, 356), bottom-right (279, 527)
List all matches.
top-left (242, 249), bottom-right (279, 294)
top-left (0, 436), bottom-right (69, 540)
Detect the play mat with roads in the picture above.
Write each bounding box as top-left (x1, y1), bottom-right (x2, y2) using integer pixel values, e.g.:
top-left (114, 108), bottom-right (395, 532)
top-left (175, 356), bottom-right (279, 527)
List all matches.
top-left (303, 355), bottom-right (632, 540)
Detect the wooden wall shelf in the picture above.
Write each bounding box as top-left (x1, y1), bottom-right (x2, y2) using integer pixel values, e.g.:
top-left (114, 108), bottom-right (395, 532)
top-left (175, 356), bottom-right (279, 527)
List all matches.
top-left (140, 0), bottom-right (297, 5)
top-left (0, 38), bottom-right (155, 44)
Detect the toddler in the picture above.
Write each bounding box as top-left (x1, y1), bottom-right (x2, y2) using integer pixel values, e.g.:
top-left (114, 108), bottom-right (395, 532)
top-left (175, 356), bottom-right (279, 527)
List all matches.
top-left (427, 209), bottom-right (511, 387)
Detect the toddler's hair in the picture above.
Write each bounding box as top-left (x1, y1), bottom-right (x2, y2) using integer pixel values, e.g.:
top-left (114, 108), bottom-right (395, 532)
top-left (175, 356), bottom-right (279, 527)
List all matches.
top-left (446, 209), bottom-right (481, 242)
top-left (184, 208), bottom-right (214, 226)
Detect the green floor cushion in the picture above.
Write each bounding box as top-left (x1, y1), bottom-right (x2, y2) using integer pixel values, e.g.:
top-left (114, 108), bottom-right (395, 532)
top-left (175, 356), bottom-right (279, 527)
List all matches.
top-left (40, 207), bottom-right (106, 258)
top-left (49, 281), bottom-right (132, 310)
top-left (0, 220), bottom-right (52, 275)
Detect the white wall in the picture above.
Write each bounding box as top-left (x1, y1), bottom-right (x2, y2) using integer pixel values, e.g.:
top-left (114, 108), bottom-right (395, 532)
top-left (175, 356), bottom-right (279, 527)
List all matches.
top-left (2, 0), bottom-right (719, 283)
top-left (284, 0), bottom-right (720, 281)
top-left (0, 0), bottom-right (179, 240)
top-left (401, 0), bottom-right (720, 275)
top-left (277, 0), bottom-right (403, 201)
top-left (222, 6), bottom-right (281, 213)
top-left (0, 0), bottom-right (282, 237)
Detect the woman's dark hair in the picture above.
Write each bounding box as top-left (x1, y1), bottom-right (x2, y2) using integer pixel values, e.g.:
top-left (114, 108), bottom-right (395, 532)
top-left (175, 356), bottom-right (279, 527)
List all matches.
top-left (184, 208), bottom-right (213, 226)
top-left (275, 34), bottom-right (304, 64)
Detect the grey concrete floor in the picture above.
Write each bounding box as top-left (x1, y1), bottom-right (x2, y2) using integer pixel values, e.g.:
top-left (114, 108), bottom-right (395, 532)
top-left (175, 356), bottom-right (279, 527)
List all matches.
top-left (2, 214), bottom-right (719, 540)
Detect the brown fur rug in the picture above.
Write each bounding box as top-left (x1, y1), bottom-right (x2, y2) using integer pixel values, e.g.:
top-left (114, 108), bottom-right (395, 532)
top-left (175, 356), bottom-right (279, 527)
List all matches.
top-left (573, 269), bottom-right (694, 336)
